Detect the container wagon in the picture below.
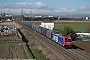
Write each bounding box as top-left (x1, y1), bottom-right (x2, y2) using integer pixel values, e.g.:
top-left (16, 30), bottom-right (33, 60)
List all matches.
top-left (38, 26), bottom-right (43, 34)
top-left (41, 28), bottom-right (48, 36)
top-left (46, 29), bottom-right (54, 39)
top-left (35, 25), bottom-right (40, 32)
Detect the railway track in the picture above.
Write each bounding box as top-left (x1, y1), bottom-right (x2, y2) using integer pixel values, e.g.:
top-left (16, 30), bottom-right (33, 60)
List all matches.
top-left (36, 30), bottom-right (90, 60)
top-left (67, 49), bottom-right (90, 60)
top-left (19, 21), bottom-right (90, 60)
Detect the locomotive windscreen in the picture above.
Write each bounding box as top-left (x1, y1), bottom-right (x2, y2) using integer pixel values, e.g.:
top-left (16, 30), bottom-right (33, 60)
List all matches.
top-left (65, 38), bottom-right (72, 42)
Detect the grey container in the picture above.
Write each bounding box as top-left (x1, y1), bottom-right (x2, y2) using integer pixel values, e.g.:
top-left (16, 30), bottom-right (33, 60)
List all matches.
top-left (28, 22), bottom-right (32, 28)
top-left (41, 28), bottom-right (48, 36)
top-left (38, 26), bottom-right (43, 34)
top-left (34, 24), bottom-right (38, 31)
top-left (35, 25), bottom-right (39, 32)
top-left (31, 24), bottom-right (33, 29)
top-left (46, 29), bottom-right (54, 39)
top-left (32, 24), bottom-right (35, 30)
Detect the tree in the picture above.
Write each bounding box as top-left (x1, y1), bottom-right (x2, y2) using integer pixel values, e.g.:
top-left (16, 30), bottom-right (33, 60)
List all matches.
top-left (60, 26), bottom-right (77, 41)
top-left (53, 27), bottom-right (59, 33)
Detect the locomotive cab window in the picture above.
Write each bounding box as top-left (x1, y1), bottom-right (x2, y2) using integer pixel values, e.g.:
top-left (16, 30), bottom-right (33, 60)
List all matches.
top-left (65, 38), bottom-right (72, 42)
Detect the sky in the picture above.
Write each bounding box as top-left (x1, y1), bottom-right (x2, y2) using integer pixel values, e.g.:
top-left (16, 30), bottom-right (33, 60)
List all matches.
top-left (0, 0), bottom-right (90, 15)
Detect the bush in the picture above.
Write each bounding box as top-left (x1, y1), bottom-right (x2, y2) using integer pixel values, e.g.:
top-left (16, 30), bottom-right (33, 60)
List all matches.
top-left (60, 26), bottom-right (77, 41)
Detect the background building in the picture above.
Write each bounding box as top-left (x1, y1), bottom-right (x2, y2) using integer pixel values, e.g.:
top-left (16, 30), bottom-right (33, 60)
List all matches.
top-left (40, 21), bottom-right (54, 30)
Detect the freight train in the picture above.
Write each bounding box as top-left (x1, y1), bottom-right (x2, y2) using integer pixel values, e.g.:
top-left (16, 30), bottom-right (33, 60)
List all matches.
top-left (23, 21), bottom-right (72, 48)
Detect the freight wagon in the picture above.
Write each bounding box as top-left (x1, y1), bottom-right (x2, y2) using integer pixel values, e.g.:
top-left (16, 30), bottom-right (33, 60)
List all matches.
top-left (35, 25), bottom-right (39, 32)
top-left (38, 26), bottom-right (43, 34)
top-left (23, 21), bottom-right (72, 48)
top-left (42, 28), bottom-right (48, 36)
top-left (46, 29), bottom-right (54, 39)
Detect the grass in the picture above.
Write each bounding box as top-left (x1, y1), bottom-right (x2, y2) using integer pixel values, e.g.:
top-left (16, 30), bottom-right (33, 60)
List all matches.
top-left (54, 22), bottom-right (90, 32)
top-left (25, 43), bottom-right (35, 59)
top-left (30, 44), bottom-right (48, 60)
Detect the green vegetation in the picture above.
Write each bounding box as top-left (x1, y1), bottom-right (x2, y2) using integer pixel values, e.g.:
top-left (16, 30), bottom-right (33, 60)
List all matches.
top-left (31, 22), bottom-right (41, 25)
top-left (59, 26), bottom-right (77, 41)
top-left (54, 22), bottom-right (90, 32)
top-left (25, 43), bottom-right (36, 59)
top-left (19, 28), bottom-right (48, 60)
top-left (30, 44), bottom-right (48, 60)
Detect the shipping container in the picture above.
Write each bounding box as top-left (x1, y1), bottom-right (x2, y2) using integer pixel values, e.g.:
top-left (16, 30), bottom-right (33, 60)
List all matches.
top-left (34, 24), bottom-right (37, 31)
top-left (24, 22), bottom-right (30, 28)
top-left (35, 25), bottom-right (40, 32)
top-left (38, 26), bottom-right (43, 34)
top-left (28, 22), bottom-right (32, 28)
top-left (46, 29), bottom-right (54, 39)
top-left (31, 24), bottom-right (35, 29)
top-left (41, 28), bottom-right (48, 36)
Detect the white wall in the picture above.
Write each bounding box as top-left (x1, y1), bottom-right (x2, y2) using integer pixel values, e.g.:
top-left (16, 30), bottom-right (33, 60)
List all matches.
top-left (41, 22), bottom-right (54, 30)
top-left (86, 17), bottom-right (89, 20)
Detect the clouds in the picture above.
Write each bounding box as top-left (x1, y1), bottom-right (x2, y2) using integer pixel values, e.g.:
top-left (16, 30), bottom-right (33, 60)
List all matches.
top-left (16, 2), bottom-right (33, 6)
top-left (54, 8), bottom-right (76, 13)
top-left (36, 2), bottom-right (45, 7)
top-left (80, 5), bottom-right (90, 10)
top-left (0, 2), bottom-right (90, 15)
top-left (15, 2), bottom-right (46, 9)
top-left (79, 5), bottom-right (90, 14)
top-left (0, 2), bottom-right (53, 14)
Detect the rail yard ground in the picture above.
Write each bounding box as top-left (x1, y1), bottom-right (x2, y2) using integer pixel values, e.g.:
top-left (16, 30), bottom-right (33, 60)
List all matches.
top-left (0, 21), bottom-right (90, 60)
